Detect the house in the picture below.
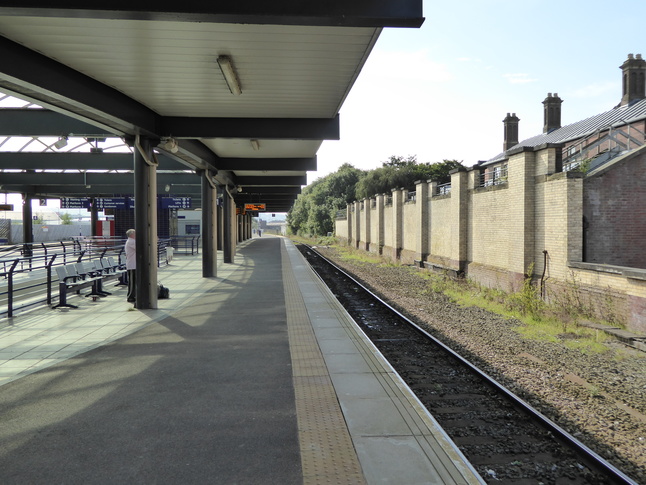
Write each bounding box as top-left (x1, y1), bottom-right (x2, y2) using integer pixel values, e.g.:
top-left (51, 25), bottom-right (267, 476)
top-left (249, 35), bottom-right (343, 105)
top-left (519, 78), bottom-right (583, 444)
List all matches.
top-left (336, 54), bottom-right (646, 333)
top-left (482, 53), bottom-right (646, 270)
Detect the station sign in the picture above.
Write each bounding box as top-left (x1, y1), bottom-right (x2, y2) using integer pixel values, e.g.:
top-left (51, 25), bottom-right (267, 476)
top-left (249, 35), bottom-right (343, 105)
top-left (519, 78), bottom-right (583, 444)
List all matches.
top-left (60, 198), bottom-right (91, 209)
top-left (62, 196), bottom-right (191, 211)
top-left (244, 203), bottom-right (266, 211)
top-left (95, 197), bottom-right (130, 209)
top-left (159, 197), bottom-right (191, 209)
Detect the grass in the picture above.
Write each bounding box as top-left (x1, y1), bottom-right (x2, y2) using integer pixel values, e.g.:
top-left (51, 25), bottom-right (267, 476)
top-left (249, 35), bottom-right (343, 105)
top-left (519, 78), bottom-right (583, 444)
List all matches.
top-left (289, 235), bottom-right (618, 355)
top-left (425, 271), bottom-right (614, 354)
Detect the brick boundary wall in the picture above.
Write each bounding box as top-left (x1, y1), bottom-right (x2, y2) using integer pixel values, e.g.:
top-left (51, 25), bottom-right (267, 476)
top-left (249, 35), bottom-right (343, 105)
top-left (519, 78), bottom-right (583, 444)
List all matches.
top-left (335, 143), bottom-right (646, 334)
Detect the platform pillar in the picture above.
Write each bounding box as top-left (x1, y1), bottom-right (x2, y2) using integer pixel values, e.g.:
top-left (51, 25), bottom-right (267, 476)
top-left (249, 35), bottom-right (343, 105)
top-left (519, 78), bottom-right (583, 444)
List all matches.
top-left (201, 171), bottom-right (217, 277)
top-left (134, 136), bottom-right (158, 309)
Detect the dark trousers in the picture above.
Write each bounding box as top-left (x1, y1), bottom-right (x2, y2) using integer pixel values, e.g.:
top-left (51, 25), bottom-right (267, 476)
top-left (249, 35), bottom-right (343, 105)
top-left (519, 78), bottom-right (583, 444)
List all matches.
top-left (127, 269), bottom-right (136, 301)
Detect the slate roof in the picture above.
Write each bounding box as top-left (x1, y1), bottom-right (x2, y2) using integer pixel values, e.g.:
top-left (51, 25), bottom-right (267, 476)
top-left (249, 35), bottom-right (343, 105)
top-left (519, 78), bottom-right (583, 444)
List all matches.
top-left (486, 97), bottom-right (646, 164)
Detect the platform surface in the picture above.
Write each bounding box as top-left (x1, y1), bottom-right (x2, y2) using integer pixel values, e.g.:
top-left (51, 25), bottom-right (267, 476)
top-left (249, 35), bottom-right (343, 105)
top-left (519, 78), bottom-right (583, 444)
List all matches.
top-left (0, 236), bottom-right (483, 484)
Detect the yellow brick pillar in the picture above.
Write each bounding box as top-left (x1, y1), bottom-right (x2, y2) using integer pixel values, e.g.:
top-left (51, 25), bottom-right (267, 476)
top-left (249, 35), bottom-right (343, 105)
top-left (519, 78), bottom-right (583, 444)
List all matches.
top-left (507, 148), bottom-right (536, 283)
top-left (353, 200), bottom-right (361, 249)
top-left (449, 168), bottom-right (468, 273)
top-left (391, 188), bottom-right (404, 260)
top-left (361, 198), bottom-right (371, 251)
top-left (345, 204), bottom-right (352, 247)
top-left (415, 180), bottom-right (429, 262)
top-left (376, 193), bottom-right (385, 255)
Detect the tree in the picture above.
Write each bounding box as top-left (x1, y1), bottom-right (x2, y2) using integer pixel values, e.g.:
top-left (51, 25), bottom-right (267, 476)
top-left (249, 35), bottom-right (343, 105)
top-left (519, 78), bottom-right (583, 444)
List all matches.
top-left (60, 213), bottom-right (74, 225)
top-left (287, 157), bottom-right (464, 237)
top-left (355, 156), bottom-right (463, 199)
top-left (287, 163), bottom-right (364, 236)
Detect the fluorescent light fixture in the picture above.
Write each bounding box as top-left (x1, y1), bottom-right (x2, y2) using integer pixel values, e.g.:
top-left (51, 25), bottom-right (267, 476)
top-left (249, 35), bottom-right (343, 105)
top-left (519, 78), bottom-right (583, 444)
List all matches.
top-left (250, 139), bottom-right (260, 151)
top-left (217, 55), bottom-right (242, 95)
top-left (54, 136), bottom-right (68, 149)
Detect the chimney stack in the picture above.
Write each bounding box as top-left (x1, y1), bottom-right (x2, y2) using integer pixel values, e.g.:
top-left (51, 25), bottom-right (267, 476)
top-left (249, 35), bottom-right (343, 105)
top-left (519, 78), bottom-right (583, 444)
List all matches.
top-left (502, 112), bottom-right (520, 151)
top-left (542, 92), bottom-right (563, 134)
top-left (620, 53), bottom-right (646, 106)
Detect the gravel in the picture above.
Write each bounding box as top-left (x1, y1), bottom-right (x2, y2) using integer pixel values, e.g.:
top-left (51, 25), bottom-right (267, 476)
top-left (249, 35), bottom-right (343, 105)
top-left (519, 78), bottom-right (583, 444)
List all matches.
top-left (314, 246), bottom-right (646, 484)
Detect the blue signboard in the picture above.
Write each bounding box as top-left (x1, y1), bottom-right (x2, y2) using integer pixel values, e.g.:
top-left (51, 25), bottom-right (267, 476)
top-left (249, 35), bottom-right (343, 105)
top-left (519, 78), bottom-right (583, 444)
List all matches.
top-left (62, 196), bottom-right (190, 210)
top-left (160, 197), bottom-right (191, 209)
top-left (96, 197), bottom-right (130, 209)
top-left (60, 198), bottom-right (91, 209)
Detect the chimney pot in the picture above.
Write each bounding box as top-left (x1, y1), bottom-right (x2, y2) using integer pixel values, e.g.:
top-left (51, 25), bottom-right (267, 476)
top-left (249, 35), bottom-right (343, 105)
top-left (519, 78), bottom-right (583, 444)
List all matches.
top-left (543, 92), bottom-right (563, 133)
top-left (503, 112), bottom-right (520, 151)
top-left (620, 53), bottom-right (646, 106)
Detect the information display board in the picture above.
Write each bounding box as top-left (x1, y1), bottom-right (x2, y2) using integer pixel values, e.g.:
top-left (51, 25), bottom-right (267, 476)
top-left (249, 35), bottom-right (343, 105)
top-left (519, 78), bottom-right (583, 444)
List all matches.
top-left (244, 203), bottom-right (266, 211)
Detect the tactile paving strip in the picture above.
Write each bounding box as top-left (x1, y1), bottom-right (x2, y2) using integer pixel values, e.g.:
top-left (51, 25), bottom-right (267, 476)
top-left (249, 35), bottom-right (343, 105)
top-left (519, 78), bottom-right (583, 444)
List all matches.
top-left (282, 243), bottom-right (366, 485)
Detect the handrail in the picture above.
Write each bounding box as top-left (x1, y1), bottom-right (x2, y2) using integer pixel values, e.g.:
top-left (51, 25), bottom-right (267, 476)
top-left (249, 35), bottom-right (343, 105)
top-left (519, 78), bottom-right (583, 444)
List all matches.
top-left (1, 237), bottom-right (173, 317)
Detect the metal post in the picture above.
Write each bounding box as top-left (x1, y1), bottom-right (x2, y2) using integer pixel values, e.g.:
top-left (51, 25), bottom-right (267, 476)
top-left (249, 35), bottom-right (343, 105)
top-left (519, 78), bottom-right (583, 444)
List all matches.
top-left (223, 187), bottom-right (235, 264)
top-left (7, 259), bottom-right (18, 317)
top-left (22, 193), bottom-right (33, 256)
top-left (134, 136), bottom-right (158, 309)
top-left (90, 197), bottom-right (98, 237)
top-left (201, 171), bottom-right (218, 277)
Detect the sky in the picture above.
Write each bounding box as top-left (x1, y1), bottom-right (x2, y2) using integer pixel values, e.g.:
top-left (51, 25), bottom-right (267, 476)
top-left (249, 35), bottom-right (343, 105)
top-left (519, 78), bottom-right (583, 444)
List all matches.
top-left (311, 0), bottom-right (646, 184)
top-left (2, 1), bottom-right (646, 214)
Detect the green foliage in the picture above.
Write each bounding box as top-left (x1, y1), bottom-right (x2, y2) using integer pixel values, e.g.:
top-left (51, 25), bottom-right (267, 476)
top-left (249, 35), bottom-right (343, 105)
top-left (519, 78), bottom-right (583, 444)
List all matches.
top-left (355, 156), bottom-right (462, 199)
top-left (60, 213), bottom-right (74, 225)
top-left (287, 156), bottom-right (464, 237)
top-left (287, 163), bottom-right (364, 236)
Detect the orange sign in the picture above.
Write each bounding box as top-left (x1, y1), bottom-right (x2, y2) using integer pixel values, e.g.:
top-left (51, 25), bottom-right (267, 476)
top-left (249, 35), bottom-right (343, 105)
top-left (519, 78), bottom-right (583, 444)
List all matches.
top-left (244, 203), bottom-right (266, 211)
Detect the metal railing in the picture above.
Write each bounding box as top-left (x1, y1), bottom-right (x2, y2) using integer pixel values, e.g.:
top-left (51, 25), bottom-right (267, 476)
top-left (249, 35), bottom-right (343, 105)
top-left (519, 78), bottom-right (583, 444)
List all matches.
top-left (406, 191), bottom-right (416, 202)
top-left (169, 235), bottom-right (200, 255)
top-left (1, 237), bottom-right (172, 317)
top-left (562, 123), bottom-right (646, 172)
top-left (435, 183), bottom-right (451, 195)
top-left (479, 164), bottom-right (508, 187)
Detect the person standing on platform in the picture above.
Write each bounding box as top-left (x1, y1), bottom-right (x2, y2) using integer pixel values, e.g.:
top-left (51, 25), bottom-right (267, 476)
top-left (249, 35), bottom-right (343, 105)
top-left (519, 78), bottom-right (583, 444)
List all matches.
top-left (124, 229), bottom-right (136, 303)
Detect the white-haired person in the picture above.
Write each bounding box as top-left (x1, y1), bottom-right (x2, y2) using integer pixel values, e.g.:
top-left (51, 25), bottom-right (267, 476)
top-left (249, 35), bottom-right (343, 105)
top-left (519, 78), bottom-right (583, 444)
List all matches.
top-left (124, 229), bottom-right (136, 303)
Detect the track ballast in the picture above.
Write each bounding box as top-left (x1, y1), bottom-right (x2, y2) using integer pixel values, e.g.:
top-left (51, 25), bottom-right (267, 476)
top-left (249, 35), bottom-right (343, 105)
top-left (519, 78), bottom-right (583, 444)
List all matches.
top-left (297, 244), bottom-right (638, 485)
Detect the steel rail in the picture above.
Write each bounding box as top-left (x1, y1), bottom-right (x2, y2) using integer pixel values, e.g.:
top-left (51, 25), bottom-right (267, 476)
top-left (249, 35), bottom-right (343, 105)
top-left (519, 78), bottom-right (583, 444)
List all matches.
top-left (304, 245), bottom-right (639, 485)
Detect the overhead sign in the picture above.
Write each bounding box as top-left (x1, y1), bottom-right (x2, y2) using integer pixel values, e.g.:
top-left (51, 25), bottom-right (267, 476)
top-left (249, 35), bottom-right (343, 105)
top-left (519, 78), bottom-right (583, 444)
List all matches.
top-left (62, 196), bottom-right (191, 211)
top-left (0, 204), bottom-right (14, 211)
top-left (160, 197), bottom-right (191, 209)
top-left (95, 197), bottom-right (130, 209)
top-left (244, 203), bottom-right (266, 211)
top-left (60, 198), bottom-right (91, 209)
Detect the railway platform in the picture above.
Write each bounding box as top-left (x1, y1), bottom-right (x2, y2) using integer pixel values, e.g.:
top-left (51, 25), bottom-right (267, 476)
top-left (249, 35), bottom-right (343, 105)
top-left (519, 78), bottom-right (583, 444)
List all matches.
top-left (0, 236), bottom-right (483, 484)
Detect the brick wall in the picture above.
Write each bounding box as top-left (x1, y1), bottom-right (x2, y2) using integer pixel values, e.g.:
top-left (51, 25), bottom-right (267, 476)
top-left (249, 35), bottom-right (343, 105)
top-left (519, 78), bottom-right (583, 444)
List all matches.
top-left (583, 147), bottom-right (646, 268)
top-left (402, 200), bottom-right (417, 262)
top-left (334, 144), bottom-right (646, 333)
top-left (428, 196), bottom-right (452, 263)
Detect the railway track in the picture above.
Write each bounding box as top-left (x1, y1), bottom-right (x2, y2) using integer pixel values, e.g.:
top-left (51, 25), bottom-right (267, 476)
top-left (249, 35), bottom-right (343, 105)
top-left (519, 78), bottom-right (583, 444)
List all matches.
top-left (297, 244), bottom-right (638, 485)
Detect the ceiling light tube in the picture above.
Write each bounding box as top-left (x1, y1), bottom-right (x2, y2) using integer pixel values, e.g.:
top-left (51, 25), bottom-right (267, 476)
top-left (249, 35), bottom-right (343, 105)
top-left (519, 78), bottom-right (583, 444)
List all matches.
top-left (217, 55), bottom-right (242, 96)
top-left (250, 139), bottom-right (260, 151)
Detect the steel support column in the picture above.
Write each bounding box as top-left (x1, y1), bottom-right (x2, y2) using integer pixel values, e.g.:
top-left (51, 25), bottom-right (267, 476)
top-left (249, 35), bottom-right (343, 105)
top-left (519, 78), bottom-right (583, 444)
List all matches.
top-left (201, 171), bottom-right (217, 277)
top-left (90, 197), bottom-right (98, 237)
top-left (222, 187), bottom-right (236, 264)
top-left (22, 193), bottom-right (33, 251)
top-left (134, 137), bottom-right (158, 309)
top-left (217, 203), bottom-right (223, 251)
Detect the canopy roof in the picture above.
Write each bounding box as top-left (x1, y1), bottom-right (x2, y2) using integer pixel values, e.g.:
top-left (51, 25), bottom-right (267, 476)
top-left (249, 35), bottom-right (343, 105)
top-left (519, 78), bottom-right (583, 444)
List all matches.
top-left (0, 2), bottom-right (424, 212)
